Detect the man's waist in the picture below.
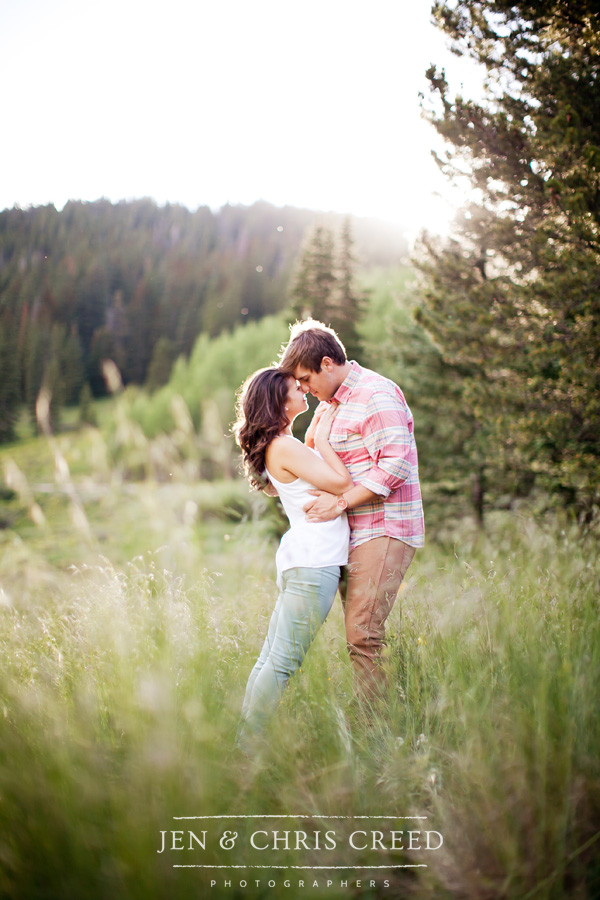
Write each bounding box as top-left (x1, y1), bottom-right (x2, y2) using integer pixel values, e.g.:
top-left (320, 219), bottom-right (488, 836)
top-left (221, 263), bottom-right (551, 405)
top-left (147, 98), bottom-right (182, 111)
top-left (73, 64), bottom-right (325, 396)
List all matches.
top-left (348, 521), bottom-right (425, 549)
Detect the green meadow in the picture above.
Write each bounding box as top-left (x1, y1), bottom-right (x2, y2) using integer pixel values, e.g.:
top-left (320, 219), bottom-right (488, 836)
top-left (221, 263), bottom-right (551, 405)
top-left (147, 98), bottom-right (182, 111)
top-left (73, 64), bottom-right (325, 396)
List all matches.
top-left (0, 400), bottom-right (598, 900)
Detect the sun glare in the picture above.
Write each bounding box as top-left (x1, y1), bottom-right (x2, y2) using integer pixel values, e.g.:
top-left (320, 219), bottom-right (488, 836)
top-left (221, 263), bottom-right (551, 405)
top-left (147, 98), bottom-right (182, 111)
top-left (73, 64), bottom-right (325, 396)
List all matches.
top-left (0, 0), bottom-right (485, 236)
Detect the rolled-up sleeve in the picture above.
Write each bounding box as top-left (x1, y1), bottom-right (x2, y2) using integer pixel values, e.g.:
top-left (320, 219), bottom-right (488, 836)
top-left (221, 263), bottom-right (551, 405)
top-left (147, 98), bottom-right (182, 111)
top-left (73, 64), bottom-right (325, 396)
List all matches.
top-left (357, 392), bottom-right (413, 497)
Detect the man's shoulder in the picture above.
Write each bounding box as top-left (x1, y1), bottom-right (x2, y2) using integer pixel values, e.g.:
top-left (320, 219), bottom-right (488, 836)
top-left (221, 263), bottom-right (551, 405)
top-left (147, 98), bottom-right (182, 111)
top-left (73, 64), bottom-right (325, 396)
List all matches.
top-left (352, 365), bottom-right (403, 400)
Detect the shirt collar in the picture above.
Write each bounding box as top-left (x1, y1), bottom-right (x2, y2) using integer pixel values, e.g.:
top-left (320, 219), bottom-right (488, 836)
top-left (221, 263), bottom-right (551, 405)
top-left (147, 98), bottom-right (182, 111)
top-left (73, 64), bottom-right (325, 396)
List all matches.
top-left (333, 361), bottom-right (362, 404)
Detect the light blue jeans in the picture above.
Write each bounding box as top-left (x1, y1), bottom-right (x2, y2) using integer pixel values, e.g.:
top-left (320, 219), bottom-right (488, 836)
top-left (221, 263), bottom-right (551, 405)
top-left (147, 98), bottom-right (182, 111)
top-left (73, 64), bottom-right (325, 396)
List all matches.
top-left (237, 565), bottom-right (340, 747)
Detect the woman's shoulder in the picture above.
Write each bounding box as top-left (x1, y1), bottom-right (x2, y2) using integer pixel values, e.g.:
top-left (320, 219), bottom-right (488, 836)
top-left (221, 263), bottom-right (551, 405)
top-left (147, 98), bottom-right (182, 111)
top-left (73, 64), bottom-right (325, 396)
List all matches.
top-left (265, 434), bottom-right (297, 475)
top-left (268, 434), bottom-right (302, 455)
top-left (266, 435), bottom-right (318, 480)
top-left (269, 435), bottom-right (318, 459)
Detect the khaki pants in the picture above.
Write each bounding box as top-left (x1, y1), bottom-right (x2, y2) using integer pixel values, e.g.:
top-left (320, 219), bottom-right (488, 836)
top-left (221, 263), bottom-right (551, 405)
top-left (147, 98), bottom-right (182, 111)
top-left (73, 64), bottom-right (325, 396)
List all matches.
top-left (339, 537), bottom-right (415, 703)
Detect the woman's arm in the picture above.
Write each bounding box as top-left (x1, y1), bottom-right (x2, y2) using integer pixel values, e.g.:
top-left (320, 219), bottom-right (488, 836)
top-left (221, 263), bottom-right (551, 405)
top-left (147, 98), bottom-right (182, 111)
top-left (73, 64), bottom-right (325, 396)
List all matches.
top-left (312, 405), bottom-right (353, 490)
top-left (303, 402), bottom-right (327, 449)
top-left (267, 408), bottom-right (353, 495)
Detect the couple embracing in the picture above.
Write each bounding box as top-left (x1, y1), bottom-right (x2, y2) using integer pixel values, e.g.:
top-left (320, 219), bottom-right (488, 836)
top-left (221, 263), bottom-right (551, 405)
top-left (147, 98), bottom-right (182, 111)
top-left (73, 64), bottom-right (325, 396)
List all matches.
top-left (233, 319), bottom-right (424, 746)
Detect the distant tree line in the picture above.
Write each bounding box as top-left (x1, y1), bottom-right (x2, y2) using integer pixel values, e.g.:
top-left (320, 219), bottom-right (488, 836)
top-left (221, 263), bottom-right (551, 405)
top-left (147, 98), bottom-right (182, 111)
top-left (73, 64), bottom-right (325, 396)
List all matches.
top-left (0, 199), bottom-right (408, 441)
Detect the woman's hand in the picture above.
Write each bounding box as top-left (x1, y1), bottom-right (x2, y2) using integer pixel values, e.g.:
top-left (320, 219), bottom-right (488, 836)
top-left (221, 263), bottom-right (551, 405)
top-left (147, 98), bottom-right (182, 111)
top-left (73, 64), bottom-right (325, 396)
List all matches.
top-left (314, 404), bottom-right (337, 444)
top-left (304, 403), bottom-right (327, 448)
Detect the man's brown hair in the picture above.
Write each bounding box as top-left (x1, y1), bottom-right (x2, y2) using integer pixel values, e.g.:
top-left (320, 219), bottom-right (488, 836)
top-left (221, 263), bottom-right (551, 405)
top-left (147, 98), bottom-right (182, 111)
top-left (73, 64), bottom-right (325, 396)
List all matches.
top-left (279, 318), bottom-right (347, 373)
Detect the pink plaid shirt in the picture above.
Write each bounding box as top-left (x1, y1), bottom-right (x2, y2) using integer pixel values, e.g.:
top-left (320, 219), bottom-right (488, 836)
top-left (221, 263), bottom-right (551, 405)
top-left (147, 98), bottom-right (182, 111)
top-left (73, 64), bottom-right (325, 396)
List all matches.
top-left (328, 362), bottom-right (424, 550)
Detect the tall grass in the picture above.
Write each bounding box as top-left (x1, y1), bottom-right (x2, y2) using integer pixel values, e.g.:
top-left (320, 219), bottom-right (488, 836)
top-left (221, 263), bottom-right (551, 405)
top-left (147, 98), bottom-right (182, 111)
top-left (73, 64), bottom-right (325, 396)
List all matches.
top-left (392, 518), bottom-right (600, 898)
top-left (1, 408), bottom-right (599, 899)
top-left (1, 496), bottom-right (598, 898)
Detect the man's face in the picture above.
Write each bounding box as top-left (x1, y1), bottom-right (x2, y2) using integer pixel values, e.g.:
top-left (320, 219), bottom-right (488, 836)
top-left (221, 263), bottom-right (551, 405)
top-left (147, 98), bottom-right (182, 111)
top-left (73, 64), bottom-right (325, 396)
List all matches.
top-left (293, 358), bottom-right (341, 402)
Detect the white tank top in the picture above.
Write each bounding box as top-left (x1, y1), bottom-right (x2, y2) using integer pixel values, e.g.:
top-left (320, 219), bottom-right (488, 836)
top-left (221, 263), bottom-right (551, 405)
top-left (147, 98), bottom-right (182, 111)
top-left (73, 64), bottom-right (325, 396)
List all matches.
top-left (265, 439), bottom-right (350, 588)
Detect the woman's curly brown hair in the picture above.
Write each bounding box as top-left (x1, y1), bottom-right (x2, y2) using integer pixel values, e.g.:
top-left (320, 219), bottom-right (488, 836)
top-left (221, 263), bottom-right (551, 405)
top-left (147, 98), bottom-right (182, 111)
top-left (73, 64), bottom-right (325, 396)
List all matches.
top-left (232, 367), bottom-right (291, 491)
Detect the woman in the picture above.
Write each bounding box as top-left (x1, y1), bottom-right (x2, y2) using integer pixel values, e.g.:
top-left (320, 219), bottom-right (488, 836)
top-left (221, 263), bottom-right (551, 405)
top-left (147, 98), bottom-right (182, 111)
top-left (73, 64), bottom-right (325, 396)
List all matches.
top-left (233, 367), bottom-right (352, 745)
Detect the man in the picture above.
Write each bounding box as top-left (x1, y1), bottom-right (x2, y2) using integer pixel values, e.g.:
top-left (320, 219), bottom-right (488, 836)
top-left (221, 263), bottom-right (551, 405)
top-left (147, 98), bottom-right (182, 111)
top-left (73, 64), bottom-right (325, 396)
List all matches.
top-left (280, 319), bottom-right (424, 705)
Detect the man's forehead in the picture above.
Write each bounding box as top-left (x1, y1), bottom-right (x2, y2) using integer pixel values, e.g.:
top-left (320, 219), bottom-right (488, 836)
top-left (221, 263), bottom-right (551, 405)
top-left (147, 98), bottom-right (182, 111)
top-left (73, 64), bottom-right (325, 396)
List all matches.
top-left (294, 365), bottom-right (313, 379)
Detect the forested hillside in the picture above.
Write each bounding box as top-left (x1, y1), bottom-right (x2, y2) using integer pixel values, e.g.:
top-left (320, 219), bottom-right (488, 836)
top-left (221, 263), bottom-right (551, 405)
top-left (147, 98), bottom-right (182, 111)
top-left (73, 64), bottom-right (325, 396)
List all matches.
top-left (0, 199), bottom-right (408, 439)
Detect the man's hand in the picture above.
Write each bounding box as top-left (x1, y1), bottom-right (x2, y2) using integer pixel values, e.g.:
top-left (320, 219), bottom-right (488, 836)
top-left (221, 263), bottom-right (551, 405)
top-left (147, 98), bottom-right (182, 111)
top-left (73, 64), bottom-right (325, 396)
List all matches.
top-left (303, 489), bottom-right (340, 522)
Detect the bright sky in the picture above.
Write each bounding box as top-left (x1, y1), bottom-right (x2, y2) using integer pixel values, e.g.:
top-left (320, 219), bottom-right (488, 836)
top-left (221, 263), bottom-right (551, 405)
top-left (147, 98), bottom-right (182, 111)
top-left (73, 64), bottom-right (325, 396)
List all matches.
top-left (0, 0), bottom-right (483, 236)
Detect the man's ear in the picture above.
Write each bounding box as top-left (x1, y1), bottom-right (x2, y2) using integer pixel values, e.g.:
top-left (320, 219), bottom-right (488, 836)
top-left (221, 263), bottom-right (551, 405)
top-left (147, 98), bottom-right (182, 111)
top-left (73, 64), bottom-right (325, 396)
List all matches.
top-left (321, 356), bottom-right (333, 371)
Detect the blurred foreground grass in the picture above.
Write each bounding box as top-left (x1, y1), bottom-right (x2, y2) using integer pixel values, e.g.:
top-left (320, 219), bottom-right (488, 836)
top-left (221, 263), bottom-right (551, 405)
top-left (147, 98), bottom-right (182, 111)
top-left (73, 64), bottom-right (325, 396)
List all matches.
top-left (0, 421), bottom-right (599, 899)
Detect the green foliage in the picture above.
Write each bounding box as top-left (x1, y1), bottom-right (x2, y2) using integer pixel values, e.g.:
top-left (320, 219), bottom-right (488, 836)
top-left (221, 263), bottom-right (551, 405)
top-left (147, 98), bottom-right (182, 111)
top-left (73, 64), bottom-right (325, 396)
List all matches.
top-left (146, 336), bottom-right (176, 392)
top-left (125, 315), bottom-right (289, 444)
top-left (78, 383), bottom-right (96, 426)
top-left (418, 0), bottom-right (600, 518)
top-left (359, 266), bottom-right (476, 522)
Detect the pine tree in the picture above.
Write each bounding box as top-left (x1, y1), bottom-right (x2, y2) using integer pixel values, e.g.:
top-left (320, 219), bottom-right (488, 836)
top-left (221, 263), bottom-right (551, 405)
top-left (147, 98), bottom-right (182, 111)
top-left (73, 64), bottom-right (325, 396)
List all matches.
top-left (329, 217), bottom-right (366, 362)
top-left (87, 328), bottom-right (119, 397)
top-left (43, 324), bottom-right (66, 431)
top-left (23, 326), bottom-right (50, 426)
top-left (289, 220), bottom-right (365, 361)
top-left (61, 327), bottom-right (86, 405)
top-left (417, 0), bottom-right (600, 516)
top-left (146, 337), bottom-right (176, 392)
top-left (0, 314), bottom-right (21, 442)
top-left (290, 224), bottom-right (337, 324)
top-left (79, 382), bottom-right (96, 426)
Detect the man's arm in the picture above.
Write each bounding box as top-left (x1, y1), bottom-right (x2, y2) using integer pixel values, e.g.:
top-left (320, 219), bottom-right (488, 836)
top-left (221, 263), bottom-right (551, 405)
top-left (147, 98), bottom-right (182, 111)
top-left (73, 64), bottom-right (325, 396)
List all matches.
top-left (303, 482), bottom-right (377, 522)
top-left (358, 390), bottom-right (413, 497)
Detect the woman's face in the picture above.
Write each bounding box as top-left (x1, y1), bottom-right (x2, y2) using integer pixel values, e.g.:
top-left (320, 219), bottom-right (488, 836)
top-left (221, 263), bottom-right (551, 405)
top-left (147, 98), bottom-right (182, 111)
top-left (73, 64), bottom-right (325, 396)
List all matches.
top-left (285, 377), bottom-right (308, 422)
